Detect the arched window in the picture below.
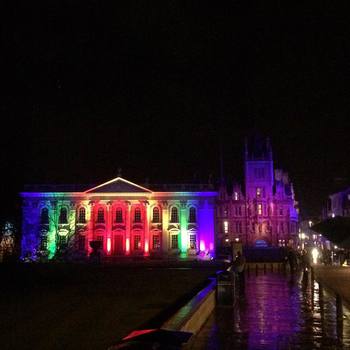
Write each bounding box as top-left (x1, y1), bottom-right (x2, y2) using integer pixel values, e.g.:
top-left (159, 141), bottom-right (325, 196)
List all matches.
top-left (189, 207), bottom-right (196, 223)
top-left (152, 207), bottom-right (160, 223)
top-left (170, 207), bottom-right (178, 223)
top-left (115, 208), bottom-right (123, 223)
top-left (97, 208), bottom-right (105, 223)
top-left (134, 208), bottom-right (141, 223)
top-left (59, 208), bottom-right (68, 224)
top-left (40, 208), bottom-right (49, 224)
top-left (78, 207), bottom-right (86, 223)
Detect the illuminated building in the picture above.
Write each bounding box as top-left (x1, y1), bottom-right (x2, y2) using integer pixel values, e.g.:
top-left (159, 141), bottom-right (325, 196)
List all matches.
top-left (21, 177), bottom-right (216, 260)
top-left (217, 137), bottom-right (299, 247)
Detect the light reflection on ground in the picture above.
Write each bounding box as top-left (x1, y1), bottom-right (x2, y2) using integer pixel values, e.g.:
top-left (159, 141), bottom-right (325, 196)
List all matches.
top-left (193, 270), bottom-right (350, 349)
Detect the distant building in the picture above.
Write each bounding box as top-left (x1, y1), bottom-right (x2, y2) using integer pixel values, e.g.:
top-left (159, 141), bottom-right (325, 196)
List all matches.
top-left (216, 137), bottom-right (299, 248)
top-left (324, 187), bottom-right (350, 218)
top-left (20, 178), bottom-right (217, 260)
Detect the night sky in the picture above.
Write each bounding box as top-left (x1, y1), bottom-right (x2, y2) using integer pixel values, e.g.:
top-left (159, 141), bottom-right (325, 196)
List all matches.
top-left (2, 2), bottom-right (350, 224)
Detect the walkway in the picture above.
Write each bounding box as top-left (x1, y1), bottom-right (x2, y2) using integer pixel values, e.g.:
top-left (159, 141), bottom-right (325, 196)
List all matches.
top-left (193, 270), bottom-right (350, 349)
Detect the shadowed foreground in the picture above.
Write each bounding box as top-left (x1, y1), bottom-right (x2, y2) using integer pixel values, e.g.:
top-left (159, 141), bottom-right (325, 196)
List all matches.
top-left (0, 263), bottom-right (218, 350)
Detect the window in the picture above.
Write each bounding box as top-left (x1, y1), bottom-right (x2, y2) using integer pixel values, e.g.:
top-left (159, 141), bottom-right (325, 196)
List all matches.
top-left (279, 207), bottom-right (284, 216)
top-left (256, 187), bottom-right (262, 198)
top-left (78, 207), bottom-right (86, 224)
top-left (258, 204), bottom-right (262, 216)
top-left (189, 207), bottom-right (196, 223)
top-left (78, 235), bottom-right (85, 250)
top-left (171, 234), bottom-right (178, 249)
top-left (40, 235), bottom-right (47, 250)
top-left (97, 235), bottom-right (104, 248)
top-left (254, 168), bottom-right (265, 179)
top-left (40, 208), bottom-right (49, 224)
top-left (223, 207), bottom-right (228, 217)
top-left (97, 208), bottom-right (105, 223)
top-left (115, 208), bottom-right (123, 223)
top-left (59, 208), bottom-right (68, 224)
top-left (152, 235), bottom-right (160, 249)
top-left (223, 221), bottom-right (228, 233)
top-left (134, 235), bottom-right (141, 250)
top-left (58, 235), bottom-right (67, 246)
top-left (170, 207), bottom-right (179, 223)
top-left (234, 192), bottom-right (239, 201)
top-left (152, 207), bottom-right (160, 223)
top-left (238, 206), bottom-right (242, 216)
top-left (134, 208), bottom-right (141, 223)
top-left (190, 234), bottom-right (196, 249)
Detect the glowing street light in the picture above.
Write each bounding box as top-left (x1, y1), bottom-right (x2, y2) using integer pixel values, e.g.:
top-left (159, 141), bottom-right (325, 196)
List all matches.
top-left (312, 247), bottom-right (319, 264)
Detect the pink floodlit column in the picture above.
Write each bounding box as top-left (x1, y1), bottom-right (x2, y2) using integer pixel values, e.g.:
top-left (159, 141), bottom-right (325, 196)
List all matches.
top-left (88, 201), bottom-right (95, 254)
top-left (106, 202), bottom-right (112, 255)
top-left (125, 202), bottom-right (131, 255)
top-left (144, 201), bottom-right (150, 256)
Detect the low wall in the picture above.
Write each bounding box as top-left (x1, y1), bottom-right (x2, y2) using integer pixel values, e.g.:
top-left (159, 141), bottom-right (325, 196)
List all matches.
top-left (161, 278), bottom-right (216, 334)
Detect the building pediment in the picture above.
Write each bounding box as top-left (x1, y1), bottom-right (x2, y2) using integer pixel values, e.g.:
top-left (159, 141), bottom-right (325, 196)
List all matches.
top-left (85, 177), bottom-right (153, 194)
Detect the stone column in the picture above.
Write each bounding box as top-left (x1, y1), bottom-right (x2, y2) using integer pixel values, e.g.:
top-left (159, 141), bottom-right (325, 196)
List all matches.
top-left (144, 201), bottom-right (150, 256)
top-left (106, 201), bottom-right (112, 255)
top-left (180, 200), bottom-right (188, 254)
top-left (162, 201), bottom-right (169, 254)
top-left (87, 201), bottom-right (95, 254)
top-left (125, 201), bottom-right (131, 255)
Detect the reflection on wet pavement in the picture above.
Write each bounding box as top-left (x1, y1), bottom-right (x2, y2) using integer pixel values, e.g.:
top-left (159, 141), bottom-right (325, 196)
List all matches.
top-left (193, 271), bottom-right (350, 349)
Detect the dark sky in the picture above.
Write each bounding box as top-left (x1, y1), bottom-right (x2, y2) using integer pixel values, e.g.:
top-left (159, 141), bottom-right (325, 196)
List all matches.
top-left (2, 1), bottom-right (350, 223)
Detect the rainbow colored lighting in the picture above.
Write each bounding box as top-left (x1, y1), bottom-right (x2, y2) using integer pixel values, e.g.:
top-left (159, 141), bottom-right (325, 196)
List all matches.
top-left (20, 177), bottom-right (217, 260)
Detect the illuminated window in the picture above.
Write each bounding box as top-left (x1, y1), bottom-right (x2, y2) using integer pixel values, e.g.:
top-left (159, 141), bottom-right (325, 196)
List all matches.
top-left (115, 208), bottom-right (123, 223)
top-left (97, 208), bottom-right (105, 223)
top-left (152, 207), bottom-right (160, 223)
top-left (40, 208), bottom-right (49, 224)
top-left (189, 207), bottom-right (196, 223)
top-left (171, 234), bottom-right (178, 249)
top-left (224, 221), bottom-right (228, 233)
top-left (152, 235), bottom-right (160, 249)
top-left (78, 207), bottom-right (86, 223)
top-left (170, 207), bottom-right (179, 223)
top-left (134, 208), bottom-right (141, 223)
top-left (223, 207), bottom-right (228, 217)
top-left (234, 192), bottom-right (239, 201)
top-left (256, 187), bottom-right (262, 198)
top-left (134, 235), bottom-right (141, 250)
top-left (59, 208), bottom-right (68, 224)
top-left (78, 235), bottom-right (85, 250)
top-left (258, 204), bottom-right (262, 215)
top-left (190, 234), bottom-right (197, 249)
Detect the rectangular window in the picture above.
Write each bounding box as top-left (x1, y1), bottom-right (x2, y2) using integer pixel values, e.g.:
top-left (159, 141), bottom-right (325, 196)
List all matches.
top-left (78, 235), bottom-right (85, 251)
top-left (256, 187), bottom-right (262, 198)
top-left (58, 235), bottom-right (67, 247)
top-left (279, 207), bottom-right (284, 216)
top-left (134, 235), bottom-right (141, 250)
top-left (97, 235), bottom-right (104, 249)
top-left (190, 234), bottom-right (196, 249)
top-left (258, 204), bottom-right (262, 215)
top-left (40, 236), bottom-right (47, 251)
top-left (254, 168), bottom-right (265, 179)
top-left (152, 235), bottom-right (160, 250)
top-left (223, 221), bottom-right (229, 233)
top-left (171, 234), bottom-right (178, 249)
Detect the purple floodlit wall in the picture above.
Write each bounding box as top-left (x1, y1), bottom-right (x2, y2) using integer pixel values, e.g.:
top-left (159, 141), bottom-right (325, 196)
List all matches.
top-left (198, 199), bottom-right (215, 256)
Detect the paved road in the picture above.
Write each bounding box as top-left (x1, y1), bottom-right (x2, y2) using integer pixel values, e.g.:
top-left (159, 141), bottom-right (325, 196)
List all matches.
top-left (193, 270), bottom-right (350, 349)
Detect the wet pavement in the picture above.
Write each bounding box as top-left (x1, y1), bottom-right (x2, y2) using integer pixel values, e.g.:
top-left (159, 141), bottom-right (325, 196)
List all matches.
top-left (193, 270), bottom-right (350, 349)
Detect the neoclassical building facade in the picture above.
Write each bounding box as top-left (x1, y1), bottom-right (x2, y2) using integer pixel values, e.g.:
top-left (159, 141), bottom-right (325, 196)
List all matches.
top-left (21, 177), bottom-right (217, 260)
top-left (216, 138), bottom-right (299, 248)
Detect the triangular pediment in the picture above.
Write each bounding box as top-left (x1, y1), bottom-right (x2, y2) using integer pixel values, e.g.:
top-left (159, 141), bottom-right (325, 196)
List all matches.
top-left (85, 177), bottom-right (152, 193)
